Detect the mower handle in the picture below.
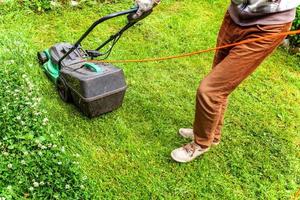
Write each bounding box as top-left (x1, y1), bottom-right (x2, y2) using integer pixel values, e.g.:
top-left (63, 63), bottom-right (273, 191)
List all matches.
top-left (58, 7), bottom-right (139, 69)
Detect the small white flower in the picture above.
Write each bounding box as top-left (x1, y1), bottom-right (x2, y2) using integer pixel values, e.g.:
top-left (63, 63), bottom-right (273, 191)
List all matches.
top-left (16, 116), bottom-right (21, 120)
top-left (7, 164), bottom-right (12, 169)
top-left (29, 187), bottom-right (34, 191)
top-left (22, 74), bottom-right (27, 78)
top-left (3, 152), bottom-right (9, 156)
top-left (80, 185), bottom-right (85, 189)
top-left (21, 160), bottom-right (26, 165)
top-left (38, 151), bottom-right (42, 156)
top-left (57, 161), bottom-right (62, 165)
top-left (52, 144), bottom-right (57, 148)
top-left (0, 196), bottom-right (6, 200)
top-left (75, 153), bottom-right (80, 157)
top-left (65, 184), bottom-right (70, 189)
top-left (35, 139), bottom-right (40, 144)
top-left (61, 146), bottom-right (65, 153)
top-left (41, 145), bottom-right (47, 150)
top-left (21, 121), bottom-right (25, 126)
top-left (33, 182), bottom-right (39, 187)
top-left (24, 151), bottom-right (29, 156)
top-left (42, 118), bottom-right (49, 125)
top-left (7, 185), bottom-right (12, 190)
top-left (40, 181), bottom-right (45, 186)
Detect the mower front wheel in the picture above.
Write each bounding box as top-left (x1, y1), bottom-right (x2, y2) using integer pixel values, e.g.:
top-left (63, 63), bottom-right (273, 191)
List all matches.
top-left (37, 51), bottom-right (49, 65)
top-left (57, 76), bottom-right (72, 103)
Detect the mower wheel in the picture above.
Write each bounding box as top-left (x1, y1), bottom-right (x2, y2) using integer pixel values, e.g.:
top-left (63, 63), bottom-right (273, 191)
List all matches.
top-left (37, 51), bottom-right (48, 65)
top-left (57, 76), bottom-right (72, 103)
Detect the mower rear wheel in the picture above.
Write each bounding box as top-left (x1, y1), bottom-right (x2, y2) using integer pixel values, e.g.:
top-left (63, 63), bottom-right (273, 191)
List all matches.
top-left (37, 51), bottom-right (48, 65)
top-left (57, 76), bottom-right (72, 103)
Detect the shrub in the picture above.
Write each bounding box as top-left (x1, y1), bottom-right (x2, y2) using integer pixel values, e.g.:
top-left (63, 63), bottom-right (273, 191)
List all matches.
top-left (289, 6), bottom-right (300, 47)
top-left (0, 35), bottom-right (94, 199)
top-left (0, 0), bottom-right (126, 12)
top-left (18, 0), bottom-right (52, 12)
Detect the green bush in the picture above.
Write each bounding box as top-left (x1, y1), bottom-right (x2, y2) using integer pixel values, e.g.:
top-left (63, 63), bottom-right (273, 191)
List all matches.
top-left (0, 36), bottom-right (94, 199)
top-left (290, 6), bottom-right (300, 47)
top-left (0, 0), bottom-right (126, 12)
top-left (19, 0), bottom-right (52, 12)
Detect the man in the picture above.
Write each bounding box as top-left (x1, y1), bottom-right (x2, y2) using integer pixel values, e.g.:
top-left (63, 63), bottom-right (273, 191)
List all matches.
top-left (134, 0), bottom-right (300, 163)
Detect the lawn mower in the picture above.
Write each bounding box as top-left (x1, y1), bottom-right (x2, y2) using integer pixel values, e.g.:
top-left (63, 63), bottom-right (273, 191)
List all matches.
top-left (37, 6), bottom-right (152, 118)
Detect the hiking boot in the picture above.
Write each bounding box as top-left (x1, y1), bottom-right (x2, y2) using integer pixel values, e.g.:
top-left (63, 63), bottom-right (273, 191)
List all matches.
top-left (171, 142), bottom-right (210, 163)
top-left (178, 128), bottom-right (220, 146)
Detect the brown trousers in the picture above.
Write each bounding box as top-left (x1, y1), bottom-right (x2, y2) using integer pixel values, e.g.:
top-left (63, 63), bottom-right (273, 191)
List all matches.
top-left (193, 12), bottom-right (292, 147)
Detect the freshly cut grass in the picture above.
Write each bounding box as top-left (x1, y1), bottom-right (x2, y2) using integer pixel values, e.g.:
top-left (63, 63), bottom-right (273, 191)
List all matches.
top-left (1, 0), bottom-right (299, 199)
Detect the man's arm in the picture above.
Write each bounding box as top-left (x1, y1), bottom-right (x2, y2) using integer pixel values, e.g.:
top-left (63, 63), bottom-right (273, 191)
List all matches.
top-left (132, 0), bottom-right (160, 19)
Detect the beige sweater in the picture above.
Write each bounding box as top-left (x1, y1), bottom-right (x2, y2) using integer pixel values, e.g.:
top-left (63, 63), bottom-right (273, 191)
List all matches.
top-left (228, 3), bottom-right (297, 26)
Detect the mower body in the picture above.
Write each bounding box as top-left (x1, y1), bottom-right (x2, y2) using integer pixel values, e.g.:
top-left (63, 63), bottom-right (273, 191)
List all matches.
top-left (39, 43), bottom-right (127, 117)
top-left (37, 7), bottom-right (151, 117)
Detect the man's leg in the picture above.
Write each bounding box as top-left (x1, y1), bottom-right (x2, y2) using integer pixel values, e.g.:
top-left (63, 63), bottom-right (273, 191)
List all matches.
top-left (210, 12), bottom-right (234, 142)
top-left (193, 22), bottom-right (292, 148)
top-left (178, 12), bottom-right (233, 141)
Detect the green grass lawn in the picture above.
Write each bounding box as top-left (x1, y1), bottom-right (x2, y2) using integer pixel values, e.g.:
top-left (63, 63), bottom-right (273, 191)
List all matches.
top-left (1, 0), bottom-right (300, 199)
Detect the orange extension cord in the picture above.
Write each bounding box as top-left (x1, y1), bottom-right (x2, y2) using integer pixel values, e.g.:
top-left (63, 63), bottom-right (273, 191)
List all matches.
top-left (88, 29), bottom-right (300, 64)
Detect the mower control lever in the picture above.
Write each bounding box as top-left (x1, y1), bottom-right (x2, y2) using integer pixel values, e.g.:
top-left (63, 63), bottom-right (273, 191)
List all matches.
top-left (86, 50), bottom-right (103, 58)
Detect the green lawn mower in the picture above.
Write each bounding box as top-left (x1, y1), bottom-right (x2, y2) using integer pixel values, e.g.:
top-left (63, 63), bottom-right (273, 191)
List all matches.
top-left (37, 6), bottom-right (152, 118)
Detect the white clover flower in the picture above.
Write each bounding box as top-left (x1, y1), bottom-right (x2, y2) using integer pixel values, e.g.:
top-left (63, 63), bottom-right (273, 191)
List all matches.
top-left (24, 151), bottom-right (29, 156)
top-left (43, 118), bottom-right (49, 123)
top-left (16, 116), bottom-right (21, 120)
top-left (33, 182), bottom-right (39, 187)
top-left (41, 145), bottom-right (47, 150)
top-left (0, 196), bottom-right (6, 200)
top-left (65, 184), bottom-right (70, 189)
top-left (52, 144), bottom-right (57, 148)
top-left (6, 60), bottom-right (15, 64)
top-left (35, 139), bottom-right (41, 144)
top-left (3, 136), bottom-right (8, 140)
top-left (21, 160), bottom-right (26, 165)
top-left (7, 185), bottom-right (12, 190)
top-left (3, 152), bottom-right (9, 156)
top-left (40, 181), bottom-right (45, 186)
top-left (57, 161), bottom-right (62, 165)
top-left (61, 146), bottom-right (65, 153)
top-left (21, 121), bottom-right (25, 126)
top-left (22, 74), bottom-right (27, 78)
top-left (43, 117), bottom-right (49, 123)
top-left (29, 187), bottom-right (34, 191)
top-left (80, 185), bottom-right (85, 189)
top-left (38, 143), bottom-right (43, 148)
top-left (38, 151), bottom-right (42, 156)
top-left (7, 164), bottom-right (12, 169)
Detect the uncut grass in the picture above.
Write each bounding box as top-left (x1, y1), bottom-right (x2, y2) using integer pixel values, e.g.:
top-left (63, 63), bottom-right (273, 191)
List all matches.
top-left (1, 0), bottom-right (299, 199)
